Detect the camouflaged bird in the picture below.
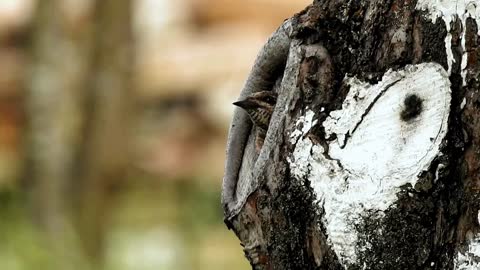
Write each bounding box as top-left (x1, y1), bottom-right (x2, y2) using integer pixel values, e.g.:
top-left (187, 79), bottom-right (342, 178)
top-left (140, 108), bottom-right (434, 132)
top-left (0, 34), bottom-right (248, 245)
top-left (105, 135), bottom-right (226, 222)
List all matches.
top-left (233, 91), bottom-right (277, 151)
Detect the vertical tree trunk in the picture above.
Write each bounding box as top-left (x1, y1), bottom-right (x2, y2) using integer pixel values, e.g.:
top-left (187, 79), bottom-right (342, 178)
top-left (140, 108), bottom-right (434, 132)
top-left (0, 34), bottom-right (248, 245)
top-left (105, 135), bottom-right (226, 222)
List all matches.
top-left (74, 0), bottom-right (133, 264)
top-left (25, 0), bottom-right (133, 267)
top-left (26, 1), bottom-right (92, 266)
top-left (223, 1), bottom-right (480, 269)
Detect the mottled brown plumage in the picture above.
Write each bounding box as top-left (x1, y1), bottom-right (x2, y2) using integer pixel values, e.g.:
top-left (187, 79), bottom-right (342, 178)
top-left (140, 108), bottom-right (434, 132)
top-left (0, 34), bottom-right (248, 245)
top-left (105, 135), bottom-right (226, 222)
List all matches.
top-left (233, 91), bottom-right (277, 152)
top-left (233, 91), bottom-right (277, 131)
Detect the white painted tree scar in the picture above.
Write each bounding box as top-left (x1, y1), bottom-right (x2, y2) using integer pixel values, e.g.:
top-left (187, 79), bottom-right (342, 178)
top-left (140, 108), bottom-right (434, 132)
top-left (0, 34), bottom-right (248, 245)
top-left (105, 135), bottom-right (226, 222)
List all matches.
top-left (288, 62), bottom-right (451, 267)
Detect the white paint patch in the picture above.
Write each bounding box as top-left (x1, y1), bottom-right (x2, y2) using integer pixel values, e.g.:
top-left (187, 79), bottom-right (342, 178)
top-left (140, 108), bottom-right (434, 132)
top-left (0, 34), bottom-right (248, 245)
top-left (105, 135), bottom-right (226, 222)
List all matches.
top-left (289, 110), bottom-right (317, 145)
top-left (435, 163), bottom-right (446, 183)
top-left (416, 0), bottom-right (480, 84)
top-left (455, 235), bottom-right (480, 269)
top-left (289, 63), bottom-right (451, 267)
top-left (461, 97), bottom-right (467, 110)
top-left (288, 109), bottom-right (318, 179)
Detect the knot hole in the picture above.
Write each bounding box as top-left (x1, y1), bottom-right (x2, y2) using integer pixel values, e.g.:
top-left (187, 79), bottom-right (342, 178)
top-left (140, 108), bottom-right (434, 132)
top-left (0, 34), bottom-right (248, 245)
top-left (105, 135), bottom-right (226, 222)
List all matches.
top-left (401, 94), bottom-right (423, 122)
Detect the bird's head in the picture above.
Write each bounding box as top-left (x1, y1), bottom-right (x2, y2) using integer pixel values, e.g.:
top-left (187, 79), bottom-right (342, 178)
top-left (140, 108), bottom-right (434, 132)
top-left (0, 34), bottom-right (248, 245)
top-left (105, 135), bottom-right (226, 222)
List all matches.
top-left (233, 91), bottom-right (277, 130)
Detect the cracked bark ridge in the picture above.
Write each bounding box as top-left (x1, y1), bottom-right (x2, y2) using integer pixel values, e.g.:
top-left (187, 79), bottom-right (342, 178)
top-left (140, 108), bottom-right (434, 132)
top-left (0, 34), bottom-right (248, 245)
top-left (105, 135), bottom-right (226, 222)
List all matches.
top-left (223, 1), bottom-right (480, 269)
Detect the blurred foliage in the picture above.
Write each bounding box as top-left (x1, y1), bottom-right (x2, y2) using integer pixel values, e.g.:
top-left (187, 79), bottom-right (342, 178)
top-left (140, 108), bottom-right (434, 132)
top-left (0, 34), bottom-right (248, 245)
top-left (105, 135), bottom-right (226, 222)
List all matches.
top-left (0, 189), bottom-right (75, 270)
top-left (0, 0), bottom-right (309, 269)
top-left (104, 177), bottom-right (249, 270)
top-left (0, 181), bottom-right (249, 270)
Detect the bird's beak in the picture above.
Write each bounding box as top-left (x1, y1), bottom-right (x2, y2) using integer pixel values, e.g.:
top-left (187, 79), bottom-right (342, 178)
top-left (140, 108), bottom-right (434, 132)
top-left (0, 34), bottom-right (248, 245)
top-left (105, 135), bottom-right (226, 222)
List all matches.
top-left (234, 99), bottom-right (257, 110)
top-left (233, 100), bottom-right (248, 108)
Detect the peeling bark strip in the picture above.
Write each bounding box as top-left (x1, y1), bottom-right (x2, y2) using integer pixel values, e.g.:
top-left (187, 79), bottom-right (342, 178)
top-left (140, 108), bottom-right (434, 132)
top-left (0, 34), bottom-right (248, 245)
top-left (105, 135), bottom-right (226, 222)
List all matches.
top-left (224, 0), bottom-right (480, 269)
top-left (223, 18), bottom-right (293, 218)
top-left (289, 63), bottom-right (451, 267)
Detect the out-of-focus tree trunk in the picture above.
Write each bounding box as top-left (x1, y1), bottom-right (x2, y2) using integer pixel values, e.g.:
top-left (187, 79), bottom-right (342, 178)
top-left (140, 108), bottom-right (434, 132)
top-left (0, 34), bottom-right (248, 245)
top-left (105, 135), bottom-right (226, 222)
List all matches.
top-left (74, 0), bottom-right (133, 263)
top-left (223, 1), bottom-right (480, 269)
top-left (25, 0), bottom-right (133, 267)
top-left (25, 0), bottom-right (92, 266)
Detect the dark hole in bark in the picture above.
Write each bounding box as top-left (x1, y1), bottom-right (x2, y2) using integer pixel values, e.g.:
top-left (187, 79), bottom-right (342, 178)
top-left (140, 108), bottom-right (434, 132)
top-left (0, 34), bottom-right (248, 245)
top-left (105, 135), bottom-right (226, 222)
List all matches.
top-left (401, 94), bottom-right (423, 121)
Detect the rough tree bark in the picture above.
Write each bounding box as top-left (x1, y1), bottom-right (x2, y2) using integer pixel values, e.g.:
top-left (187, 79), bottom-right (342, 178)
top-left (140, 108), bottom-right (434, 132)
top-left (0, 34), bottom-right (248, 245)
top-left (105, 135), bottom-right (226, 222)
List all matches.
top-left (223, 1), bottom-right (480, 269)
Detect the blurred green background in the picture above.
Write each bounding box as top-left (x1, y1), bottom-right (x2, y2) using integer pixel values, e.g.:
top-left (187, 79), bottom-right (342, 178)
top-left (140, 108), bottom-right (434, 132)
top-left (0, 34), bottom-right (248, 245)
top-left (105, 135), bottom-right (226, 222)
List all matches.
top-left (0, 0), bottom-right (309, 269)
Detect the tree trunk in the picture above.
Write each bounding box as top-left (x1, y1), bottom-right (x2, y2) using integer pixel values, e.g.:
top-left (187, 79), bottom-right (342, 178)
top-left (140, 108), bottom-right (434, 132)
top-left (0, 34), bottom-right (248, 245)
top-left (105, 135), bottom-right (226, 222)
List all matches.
top-left (223, 1), bottom-right (480, 269)
top-left (25, 0), bottom-right (133, 267)
top-left (25, 1), bottom-right (93, 267)
top-left (74, 0), bottom-right (133, 264)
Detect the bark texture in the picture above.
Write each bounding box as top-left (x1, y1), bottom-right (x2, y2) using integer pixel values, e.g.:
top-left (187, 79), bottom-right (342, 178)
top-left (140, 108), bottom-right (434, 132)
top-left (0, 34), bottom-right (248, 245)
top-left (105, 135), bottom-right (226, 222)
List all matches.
top-left (223, 1), bottom-right (480, 269)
